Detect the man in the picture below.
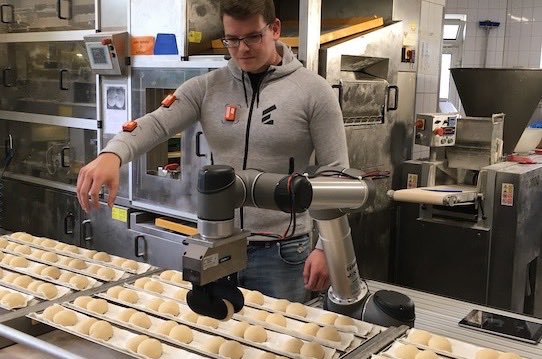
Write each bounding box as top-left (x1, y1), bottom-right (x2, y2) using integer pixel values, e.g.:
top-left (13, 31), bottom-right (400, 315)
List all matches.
top-left (76, 0), bottom-right (349, 303)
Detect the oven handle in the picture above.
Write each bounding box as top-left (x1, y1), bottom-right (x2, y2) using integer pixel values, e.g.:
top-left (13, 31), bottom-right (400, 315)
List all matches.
top-left (387, 85), bottom-right (399, 111)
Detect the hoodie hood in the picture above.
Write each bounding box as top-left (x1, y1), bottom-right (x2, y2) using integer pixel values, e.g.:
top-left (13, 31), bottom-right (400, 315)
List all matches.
top-left (227, 41), bottom-right (303, 82)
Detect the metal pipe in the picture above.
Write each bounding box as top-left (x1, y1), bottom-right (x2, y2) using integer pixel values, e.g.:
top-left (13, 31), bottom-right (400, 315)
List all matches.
top-left (0, 324), bottom-right (86, 359)
top-left (316, 215), bottom-right (366, 303)
top-left (309, 177), bottom-right (370, 210)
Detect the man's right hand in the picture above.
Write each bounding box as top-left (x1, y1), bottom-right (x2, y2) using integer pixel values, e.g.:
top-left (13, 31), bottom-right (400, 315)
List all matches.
top-left (76, 153), bottom-right (121, 213)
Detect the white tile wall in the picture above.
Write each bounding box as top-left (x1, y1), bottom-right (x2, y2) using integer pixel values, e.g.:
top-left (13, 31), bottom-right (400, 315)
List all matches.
top-left (445, 0), bottom-right (542, 69)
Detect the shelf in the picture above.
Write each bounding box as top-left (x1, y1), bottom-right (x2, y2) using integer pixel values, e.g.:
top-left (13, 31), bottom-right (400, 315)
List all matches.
top-left (131, 55), bottom-right (228, 69)
top-left (0, 110), bottom-right (99, 130)
top-left (0, 30), bottom-right (95, 43)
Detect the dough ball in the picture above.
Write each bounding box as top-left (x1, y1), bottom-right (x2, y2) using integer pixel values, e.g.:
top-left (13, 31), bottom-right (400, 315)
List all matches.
top-left (69, 275), bottom-right (90, 290)
top-left (87, 264), bottom-right (101, 275)
top-left (117, 308), bottom-right (137, 322)
top-left (223, 299), bottom-right (235, 321)
top-left (159, 270), bottom-right (175, 281)
top-left (300, 342), bottom-right (325, 359)
top-left (257, 353), bottom-right (276, 359)
top-left (231, 321), bottom-right (250, 337)
top-left (126, 334), bottom-right (148, 353)
top-left (246, 290), bottom-right (265, 305)
top-left (58, 272), bottom-right (75, 283)
top-left (41, 266), bottom-right (61, 280)
top-left (83, 250), bottom-right (97, 259)
top-left (37, 283), bottom-right (58, 300)
top-left (129, 311), bottom-right (152, 329)
top-left (252, 309), bottom-right (269, 321)
top-left (244, 325), bottom-right (267, 342)
top-left (111, 257), bottom-right (125, 266)
top-left (68, 258), bottom-right (87, 270)
top-left (75, 317), bottom-right (98, 335)
top-left (118, 288), bottom-right (139, 304)
top-left (218, 340), bottom-right (244, 359)
top-left (197, 316), bottom-right (219, 329)
top-left (64, 245), bottom-right (80, 254)
top-left (55, 243), bottom-right (68, 251)
top-left (144, 280), bottom-right (164, 294)
top-left (87, 298), bottom-right (108, 314)
top-left (89, 320), bottom-right (113, 341)
top-left (395, 344), bottom-right (420, 359)
top-left (14, 244), bottom-right (32, 255)
top-left (415, 350), bottom-right (438, 359)
top-left (27, 280), bottom-right (45, 292)
top-left (73, 296), bottom-right (93, 308)
top-left (41, 252), bottom-right (59, 263)
top-left (93, 251), bottom-right (111, 262)
top-left (1, 292), bottom-right (26, 309)
top-left (13, 275), bottom-right (33, 288)
top-left (30, 249), bottom-right (45, 259)
top-left (53, 310), bottom-right (78, 326)
top-left (272, 299), bottom-right (290, 312)
top-left (3, 272), bottom-right (18, 283)
top-left (498, 353), bottom-right (521, 359)
top-left (10, 232), bottom-right (26, 240)
top-left (181, 311), bottom-right (199, 323)
top-left (10, 256), bottom-right (29, 268)
top-left (0, 253), bottom-right (14, 264)
top-left (300, 322), bottom-right (320, 336)
top-left (6, 243), bottom-right (18, 252)
top-left (97, 267), bottom-right (116, 281)
top-left (316, 326), bottom-right (341, 342)
top-left (335, 315), bottom-right (355, 326)
top-left (173, 288), bottom-right (187, 301)
top-left (266, 312), bottom-right (287, 327)
top-left (121, 259), bottom-right (138, 271)
top-left (204, 336), bottom-right (226, 354)
top-left (155, 320), bottom-right (177, 336)
top-left (106, 286), bottom-right (123, 298)
top-left (43, 304), bottom-right (63, 321)
top-left (158, 300), bottom-right (180, 316)
top-left (0, 289), bottom-right (8, 300)
top-left (32, 237), bottom-right (44, 245)
top-left (134, 277), bottom-right (151, 288)
top-left (0, 252), bottom-right (4, 261)
top-left (137, 338), bottom-right (162, 359)
top-left (281, 338), bottom-right (303, 354)
top-left (407, 330), bottom-right (432, 345)
top-left (41, 239), bottom-right (56, 248)
top-left (171, 272), bottom-right (188, 285)
top-left (0, 237), bottom-right (8, 248)
top-left (32, 264), bottom-right (46, 276)
top-left (286, 302), bottom-right (307, 317)
top-left (476, 349), bottom-right (500, 359)
top-left (428, 335), bottom-right (452, 352)
top-left (147, 297), bottom-right (164, 311)
top-left (169, 324), bottom-right (193, 344)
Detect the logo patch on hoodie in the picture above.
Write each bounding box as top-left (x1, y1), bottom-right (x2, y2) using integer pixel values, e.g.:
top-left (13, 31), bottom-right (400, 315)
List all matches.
top-left (262, 105), bottom-right (277, 125)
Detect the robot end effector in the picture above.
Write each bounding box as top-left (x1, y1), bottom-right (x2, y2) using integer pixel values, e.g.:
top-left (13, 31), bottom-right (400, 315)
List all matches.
top-left (182, 165), bottom-right (377, 320)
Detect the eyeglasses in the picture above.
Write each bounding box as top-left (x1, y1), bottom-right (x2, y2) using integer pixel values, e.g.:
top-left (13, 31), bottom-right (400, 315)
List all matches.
top-left (222, 23), bottom-right (271, 48)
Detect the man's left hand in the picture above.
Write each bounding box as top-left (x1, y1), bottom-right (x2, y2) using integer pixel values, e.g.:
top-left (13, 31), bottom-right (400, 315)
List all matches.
top-left (303, 249), bottom-right (330, 291)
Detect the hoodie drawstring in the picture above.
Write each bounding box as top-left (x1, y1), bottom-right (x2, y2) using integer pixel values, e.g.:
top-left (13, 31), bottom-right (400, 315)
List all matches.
top-left (241, 71), bottom-right (249, 107)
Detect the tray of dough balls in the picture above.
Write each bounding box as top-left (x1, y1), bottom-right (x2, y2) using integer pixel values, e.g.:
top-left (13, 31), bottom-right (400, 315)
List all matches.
top-left (0, 251), bottom-right (99, 292)
top-left (28, 304), bottom-right (206, 359)
top-left (392, 329), bottom-right (526, 359)
top-left (6, 233), bottom-right (152, 275)
top-left (0, 284), bottom-right (37, 310)
top-left (64, 295), bottom-right (284, 359)
top-left (137, 275), bottom-right (355, 352)
top-left (0, 264), bottom-right (71, 301)
top-left (0, 243), bottom-right (125, 282)
top-left (96, 283), bottom-right (338, 359)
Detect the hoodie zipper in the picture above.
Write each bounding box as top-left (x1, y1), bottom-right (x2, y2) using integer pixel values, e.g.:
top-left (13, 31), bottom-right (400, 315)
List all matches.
top-left (242, 71), bottom-right (267, 170)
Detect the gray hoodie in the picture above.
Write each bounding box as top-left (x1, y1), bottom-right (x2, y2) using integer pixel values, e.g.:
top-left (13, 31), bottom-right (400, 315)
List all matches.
top-left (103, 41), bottom-right (349, 240)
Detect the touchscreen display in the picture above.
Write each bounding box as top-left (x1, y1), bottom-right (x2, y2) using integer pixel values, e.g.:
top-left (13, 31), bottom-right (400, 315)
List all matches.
top-left (459, 309), bottom-right (542, 344)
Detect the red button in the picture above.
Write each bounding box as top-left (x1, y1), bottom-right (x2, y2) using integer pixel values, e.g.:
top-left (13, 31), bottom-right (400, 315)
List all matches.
top-left (434, 128), bottom-right (444, 136)
top-left (415, 119), bottom-right (425, 129)
top-left (122, 120), bottom-right (137, 132)
top-left (101, 38), bottom-right (112, 45)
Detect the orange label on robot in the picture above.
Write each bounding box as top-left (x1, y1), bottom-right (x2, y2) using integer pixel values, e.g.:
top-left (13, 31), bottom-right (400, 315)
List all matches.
top-left (122, 120), bottom-right (138, 132)
top-left (224, 105), bottom-right (237, 121)
top-left (161, 94), bottom-right (177, 108)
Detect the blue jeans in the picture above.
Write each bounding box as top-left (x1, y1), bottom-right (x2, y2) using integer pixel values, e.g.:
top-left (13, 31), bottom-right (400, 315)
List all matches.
top-left (237, 235), bottom-right (310, 303)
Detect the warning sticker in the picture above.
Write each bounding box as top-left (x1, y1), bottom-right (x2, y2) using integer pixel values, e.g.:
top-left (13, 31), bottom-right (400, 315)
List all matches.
top-left (202, 253), bottom-right (219, 271)
top-left (407, 173), bottom-right (418, 189)
top-left (501, 183), bottom-right (514, 206)
top-left (346, 260), bottom-right (361, 294)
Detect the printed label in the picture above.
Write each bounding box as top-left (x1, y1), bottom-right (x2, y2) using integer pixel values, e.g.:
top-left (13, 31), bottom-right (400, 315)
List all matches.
top-left (501, 183), bottom-right (514, 206)
top-left (111, 207), bottom-right (128, 222)
top-left (346, 260), bottom-right (361, 294)
top-left (188, 31), bottom-right (203, 43)
top-left (202, 253), bottom-right (219, 271)
top-left (407, 173), bottom-right (418, 189)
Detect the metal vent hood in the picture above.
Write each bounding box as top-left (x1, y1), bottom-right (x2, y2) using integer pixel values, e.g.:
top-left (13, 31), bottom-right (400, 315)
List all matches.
top-left (450, 68), bottom-right (542, 154)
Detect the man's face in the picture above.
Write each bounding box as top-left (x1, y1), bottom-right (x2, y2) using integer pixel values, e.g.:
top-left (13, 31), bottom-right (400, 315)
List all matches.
top-left (222, 14), bottom-right (281, 73)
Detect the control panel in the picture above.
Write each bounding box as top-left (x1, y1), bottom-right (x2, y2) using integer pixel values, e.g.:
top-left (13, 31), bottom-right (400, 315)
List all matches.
top-left (83, 31), bottom-right (129, 76)
top-left (415, 113), bottom-right (459, 147)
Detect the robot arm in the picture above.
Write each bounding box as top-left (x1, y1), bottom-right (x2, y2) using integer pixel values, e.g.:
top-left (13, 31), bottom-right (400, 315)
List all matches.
top-left (182, 165), bottom-right (376, 320)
